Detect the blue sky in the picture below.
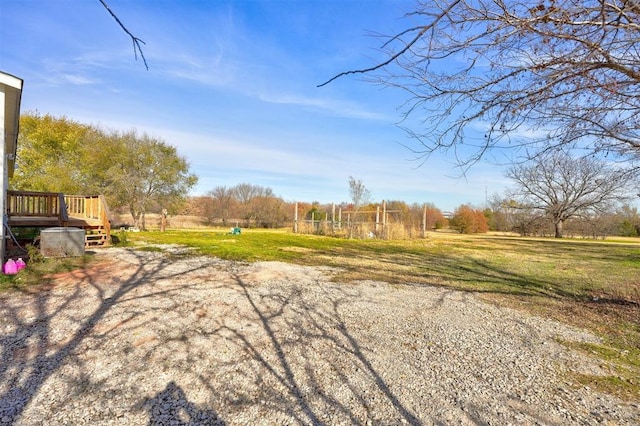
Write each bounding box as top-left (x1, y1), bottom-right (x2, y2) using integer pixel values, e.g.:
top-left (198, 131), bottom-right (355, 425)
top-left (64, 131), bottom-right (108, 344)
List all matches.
top-left (1, 0), bottom-right (510, 212)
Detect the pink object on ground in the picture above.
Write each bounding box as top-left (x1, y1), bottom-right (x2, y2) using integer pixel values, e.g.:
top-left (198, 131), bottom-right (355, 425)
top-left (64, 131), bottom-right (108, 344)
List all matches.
top-left (15, 258), bottom-right (26, 271)
top-left (3, 259), bottom-right (17, 275)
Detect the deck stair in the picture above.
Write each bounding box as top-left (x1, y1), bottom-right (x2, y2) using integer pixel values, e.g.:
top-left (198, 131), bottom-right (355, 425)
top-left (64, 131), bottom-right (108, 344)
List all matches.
top-left (7, 191), bottom-right (111, 247)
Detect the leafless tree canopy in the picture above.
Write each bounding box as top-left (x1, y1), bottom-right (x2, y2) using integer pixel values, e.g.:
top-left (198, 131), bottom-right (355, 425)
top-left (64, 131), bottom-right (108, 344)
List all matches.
top-left (348, 176), bottom-right (372, 210)
top-left (202, 183), bottom-right (285, 228)
top-left (233, 183), bottom-right (274, 204)
top-left (505, 150), bottom-right (635, 237)
top-left (321, 1), bottom-right (640, 167)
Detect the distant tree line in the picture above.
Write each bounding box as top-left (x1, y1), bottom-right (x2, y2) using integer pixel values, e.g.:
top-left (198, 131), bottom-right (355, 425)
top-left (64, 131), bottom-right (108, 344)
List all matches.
top-left (184, 184), bottom-right (289, 229)
top-left (184, 187), bottom-right (640, 239)
top-left (183, 192), bottom-right (449, 237)
top-left (181, 157), bottom-right (640, 239)
top-left (485, 200), bottom-right (640, 239)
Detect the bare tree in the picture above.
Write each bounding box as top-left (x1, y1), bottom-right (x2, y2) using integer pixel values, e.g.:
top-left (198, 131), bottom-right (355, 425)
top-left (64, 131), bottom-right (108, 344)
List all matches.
top-left (348, 176), bottom-right (372, 211)
top-left (233, 183), bottom-right (274, 204)
top-left (224, 183), bottom-right (280, 228)
top-left (321, 1), bottom-right (640, 168)
top-left (505, 151), bottom-right (635, 238)
top-left (347, 176), bottom-right (372, 238)
top-left (207, 186), bottom-right (236, 226)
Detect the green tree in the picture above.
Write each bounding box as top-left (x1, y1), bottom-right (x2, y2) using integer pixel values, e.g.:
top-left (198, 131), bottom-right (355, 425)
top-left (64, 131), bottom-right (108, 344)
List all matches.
top-left (306, 205), bottom-right (326, 221)
top-left (14, 113), bottom-right (198, 229)
top-left (483, 208), bottom-right (495, 231)
top-left (617, 205), bottom-right (640, 237)
top-left (99, 131), bottom-right (197, 229)
top-left (14, 112), bottom-right (95, 192)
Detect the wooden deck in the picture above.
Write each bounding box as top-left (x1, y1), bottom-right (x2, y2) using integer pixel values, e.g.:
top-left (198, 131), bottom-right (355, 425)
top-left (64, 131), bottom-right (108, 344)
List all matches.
top-left (7, 191), bottom-right (112, 247)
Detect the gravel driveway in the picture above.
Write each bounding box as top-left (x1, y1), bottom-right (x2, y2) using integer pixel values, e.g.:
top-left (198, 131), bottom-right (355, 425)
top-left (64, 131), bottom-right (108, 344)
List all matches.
top-left (0, 247), bottom-right (638, 425)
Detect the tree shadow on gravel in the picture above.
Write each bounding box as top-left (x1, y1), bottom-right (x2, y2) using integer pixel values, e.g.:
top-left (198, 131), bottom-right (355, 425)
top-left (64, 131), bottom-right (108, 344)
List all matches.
top-left (222, 271), bottom-right (425, 425)
top-left (143, 381), bottom-right (224, 426)
top-left (212, 269), bottom-right (600, 425)
top-left (0, 249), bottom-right (216, 424)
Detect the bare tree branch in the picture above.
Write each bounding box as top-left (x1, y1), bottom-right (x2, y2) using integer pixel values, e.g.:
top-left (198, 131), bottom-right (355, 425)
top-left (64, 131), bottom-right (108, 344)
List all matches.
top-left (99, 0), bottom-right (148, 70)
top-left (317, 26), bottom-right (428, 88)
top-left (319, 0), bottom-right (640, 168)
top-left (317, 0), bottom-right (464, 87)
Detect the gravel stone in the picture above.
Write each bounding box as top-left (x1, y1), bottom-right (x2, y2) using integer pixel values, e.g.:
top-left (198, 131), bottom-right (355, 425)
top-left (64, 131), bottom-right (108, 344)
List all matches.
top-left (0, 247), bottom-right (637, 425)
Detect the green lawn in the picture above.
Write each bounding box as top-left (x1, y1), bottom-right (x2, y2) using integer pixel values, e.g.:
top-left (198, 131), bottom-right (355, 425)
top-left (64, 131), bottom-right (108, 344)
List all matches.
top-left (125, 229), bottom-right (640, 303)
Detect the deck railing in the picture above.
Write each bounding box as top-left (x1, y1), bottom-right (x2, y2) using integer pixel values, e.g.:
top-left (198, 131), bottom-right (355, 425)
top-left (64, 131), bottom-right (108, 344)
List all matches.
top-left (64, 194), bottom-right (111, 237)
top-left (7, 190), bottom-right (68, 225)
top-left (7, 191), bottom-right (111, 242)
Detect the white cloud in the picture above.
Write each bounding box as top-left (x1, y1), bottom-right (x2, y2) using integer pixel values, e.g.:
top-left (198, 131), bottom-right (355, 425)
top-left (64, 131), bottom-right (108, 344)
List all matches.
top-left (256, 91), bottom-right (390, 120)
top-left (62, 74), bottom-right (96, 85)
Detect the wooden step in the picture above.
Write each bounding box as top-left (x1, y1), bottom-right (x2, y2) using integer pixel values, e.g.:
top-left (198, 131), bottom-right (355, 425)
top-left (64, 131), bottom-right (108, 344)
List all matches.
top-left (84, 227), bottom-right (109, 247)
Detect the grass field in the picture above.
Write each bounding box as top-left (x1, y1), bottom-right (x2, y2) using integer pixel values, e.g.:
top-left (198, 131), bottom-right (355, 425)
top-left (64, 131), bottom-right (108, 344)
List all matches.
top-left (124, 229), bottom-right (640, 303)
top-left (3, 228), bottom-right (640, 399)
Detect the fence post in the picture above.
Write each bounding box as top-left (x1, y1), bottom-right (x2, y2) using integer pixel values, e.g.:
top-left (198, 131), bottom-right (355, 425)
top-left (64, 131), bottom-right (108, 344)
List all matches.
top-left (332, 203), bottom-right (336, 230)
top-left (383, 200), bottom-right (387, 227)
top-left (294, 202), bottom-right (298, 233)
top-left (422, 204), bottom-right (427, 238)
top-left (382, 200), bottom-right (387, 238)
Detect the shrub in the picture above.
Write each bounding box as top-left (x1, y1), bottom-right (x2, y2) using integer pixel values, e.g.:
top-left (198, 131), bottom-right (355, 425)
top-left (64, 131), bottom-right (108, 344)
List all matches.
top-left (450, 205), bottom-right (489, 234)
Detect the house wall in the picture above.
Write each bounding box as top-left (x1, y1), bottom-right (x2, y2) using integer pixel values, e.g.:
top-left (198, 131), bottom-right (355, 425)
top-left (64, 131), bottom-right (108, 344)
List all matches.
top-left (0, 72), bottom-right (24, 262)
top-left (1, 85), bottom-right (7, 262)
